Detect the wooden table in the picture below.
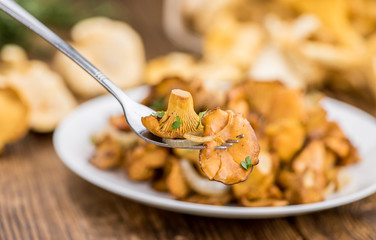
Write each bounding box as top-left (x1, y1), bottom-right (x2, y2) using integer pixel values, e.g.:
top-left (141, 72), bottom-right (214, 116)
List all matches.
top-left (1, 1), bottom-right (376, 239)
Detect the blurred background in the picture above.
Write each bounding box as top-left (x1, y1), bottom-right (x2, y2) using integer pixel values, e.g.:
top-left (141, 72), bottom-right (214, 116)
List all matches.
top-left (1, 0), bottom-right (376, 101)
top-left (0, 0), bottom-right (176, 59)
top-left (1, 0), bottom-right (376, 152)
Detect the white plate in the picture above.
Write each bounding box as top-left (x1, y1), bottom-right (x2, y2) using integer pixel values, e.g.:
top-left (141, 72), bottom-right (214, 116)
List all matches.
top-left (53, 86), bottom-right (376, 218)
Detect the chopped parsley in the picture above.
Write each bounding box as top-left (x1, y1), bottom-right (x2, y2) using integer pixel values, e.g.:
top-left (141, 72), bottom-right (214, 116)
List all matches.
top-left (152, 111), bottom-right (165, 118)
top-left (150, 98), bottom-right (164, 111)
top-left (172, 116), bottom-right (182, 130)
top-left (90, 136), bottom-right (96, 144)
top-left (196, 109), bottom-right (208, 129)
top-left (241, 156), bottom-right (253, 170)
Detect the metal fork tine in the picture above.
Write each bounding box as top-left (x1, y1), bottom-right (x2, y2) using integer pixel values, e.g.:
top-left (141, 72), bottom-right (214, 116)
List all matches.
top-left (213, 134), bottom-right (245, 150)
top-left (221, 142), bottom-right (233, 147)
top-left (214, 146), bottom-right (227, 150)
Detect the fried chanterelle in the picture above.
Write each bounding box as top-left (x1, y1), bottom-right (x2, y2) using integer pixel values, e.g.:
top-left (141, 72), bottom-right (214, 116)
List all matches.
top-left (199, 108), bottom-right (260, 184)
top-left (142, 89), bottom-right (203, 139)
top-left (142, 89), bottom-right (260, 184)
top-left (90, 79), bottom-right (360, 207)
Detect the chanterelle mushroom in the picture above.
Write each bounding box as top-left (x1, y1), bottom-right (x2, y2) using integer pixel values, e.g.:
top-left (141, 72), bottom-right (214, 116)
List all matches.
top-left (143, 89), bottom-right (260, 184)
top-left (142, 89), bottom-right (203, 138)
top-left (199, 109), bottom-right (260, 184)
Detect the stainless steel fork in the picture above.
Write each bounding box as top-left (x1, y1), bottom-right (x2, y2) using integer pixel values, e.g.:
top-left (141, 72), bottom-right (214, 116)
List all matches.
top-left (0, 0), bottom-right (235, 150)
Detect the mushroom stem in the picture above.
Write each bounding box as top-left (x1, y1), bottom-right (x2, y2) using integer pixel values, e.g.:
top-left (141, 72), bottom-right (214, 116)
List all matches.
top-left (142, 89), bottom-right (203, 139)
top-left (167, 89), bottom-right (194, 111)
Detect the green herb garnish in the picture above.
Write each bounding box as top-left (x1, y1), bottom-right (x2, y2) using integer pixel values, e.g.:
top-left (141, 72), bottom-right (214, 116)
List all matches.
top-left (240, 161), bottom-right (248, 170)
top-left (90, 136), bottom-right (96, 144)
top-left (150, 98), bottom-right (164, 111)
top-left (196, 109), bottom-right (208, 129)
top-left (172, 116), bottom-right (182, 130)
top-left (152, 111), bottom-right (165, 118)
top-left (241, 156), bottom-right (253, 170)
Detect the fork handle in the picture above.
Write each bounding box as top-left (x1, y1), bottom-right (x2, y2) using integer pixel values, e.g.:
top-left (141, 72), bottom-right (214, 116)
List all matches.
top-left (0, 0), bottom-right (128, 103)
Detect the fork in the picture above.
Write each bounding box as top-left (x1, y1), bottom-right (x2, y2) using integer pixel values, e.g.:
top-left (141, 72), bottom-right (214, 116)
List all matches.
top-left (0, 0), bottom-right (236, 150)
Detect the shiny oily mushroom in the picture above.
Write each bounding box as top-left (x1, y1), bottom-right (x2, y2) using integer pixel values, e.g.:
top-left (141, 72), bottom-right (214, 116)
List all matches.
top-left (199, 109), bottom-right (260, 184)
top-left (142, 89), bottom-right (203, 139)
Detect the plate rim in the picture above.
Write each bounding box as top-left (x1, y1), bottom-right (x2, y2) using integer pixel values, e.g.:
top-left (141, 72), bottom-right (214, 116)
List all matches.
top-left (53, 87), bottom-right (376, 218)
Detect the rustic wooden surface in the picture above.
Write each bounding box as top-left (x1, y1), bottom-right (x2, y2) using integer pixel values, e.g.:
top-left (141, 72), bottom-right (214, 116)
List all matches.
top-left (1, 0), bottom-right (376, 239)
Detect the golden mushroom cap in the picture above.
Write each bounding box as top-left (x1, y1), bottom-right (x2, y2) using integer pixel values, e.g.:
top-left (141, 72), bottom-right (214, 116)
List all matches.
top-left (0, 86), bottom-right (29, 153)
